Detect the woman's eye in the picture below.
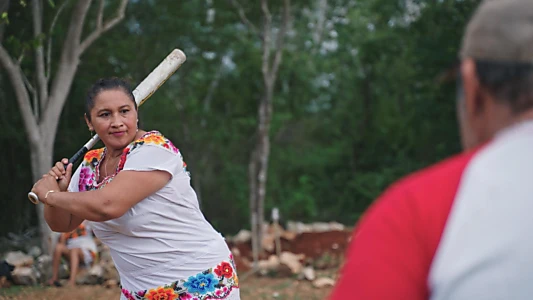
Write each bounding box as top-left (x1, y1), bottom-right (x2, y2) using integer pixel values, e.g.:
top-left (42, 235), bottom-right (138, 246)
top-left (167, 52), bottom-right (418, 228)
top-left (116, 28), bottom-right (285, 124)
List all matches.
top-left (99, 112), bottom-right (110, 117)
top-left (121, 109), bottom-right (129, 114)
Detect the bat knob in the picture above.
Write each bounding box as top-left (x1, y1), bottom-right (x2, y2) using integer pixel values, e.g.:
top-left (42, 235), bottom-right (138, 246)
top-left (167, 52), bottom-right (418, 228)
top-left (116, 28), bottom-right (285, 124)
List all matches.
top-left (28, 192), bottom-right (40, 204)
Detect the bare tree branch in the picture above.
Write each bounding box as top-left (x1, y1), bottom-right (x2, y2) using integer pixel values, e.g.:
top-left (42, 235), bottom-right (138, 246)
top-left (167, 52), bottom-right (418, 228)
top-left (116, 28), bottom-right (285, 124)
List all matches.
top-left (261, 0), bottom-right (272, 82)
top-left (96, 0), bottom-right (104, 28)
top-left (45, 0), bottom-right (92, 126)
top-left (17, 52), bottom-right (24, 64)
top-left (270, 0), bottom-right (290, 83)
top-left (21, 71), bottom-right (35, 96)
top-left (21, 72), bottom-right (39, 118)
top-left (32, 0), bottom-right (48, 109)
top-left (229, 0), bottom-right (260, 39)
top-left (0, 45), bottom-right (40, 145)
top-left (46, 0), bottom-right (70, 81)
top-left (78, 0), bottom-right (128, 55)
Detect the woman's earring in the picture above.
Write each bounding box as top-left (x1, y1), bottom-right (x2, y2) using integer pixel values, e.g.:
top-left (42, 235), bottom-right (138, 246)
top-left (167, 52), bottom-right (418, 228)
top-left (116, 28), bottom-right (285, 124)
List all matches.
top-left (89, 129), bottom-right (94, 137)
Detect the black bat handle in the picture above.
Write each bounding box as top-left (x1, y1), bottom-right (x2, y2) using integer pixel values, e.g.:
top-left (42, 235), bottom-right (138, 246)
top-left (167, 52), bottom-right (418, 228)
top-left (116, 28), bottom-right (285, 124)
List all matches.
top-left (28, 146), bottom-right (92, 204)
top-left (64, 146), bottom-right (89, 170)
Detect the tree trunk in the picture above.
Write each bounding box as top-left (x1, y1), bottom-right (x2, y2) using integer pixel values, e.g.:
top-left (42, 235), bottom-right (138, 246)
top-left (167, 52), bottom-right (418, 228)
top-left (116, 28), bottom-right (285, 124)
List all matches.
top-left (234, 0), bottom-right (290, 272)
top-left (30, 140), bottom-right (54, 253)
top-left (248, 148), bottom-right (259, 268)
top-left (0, 0), bottom-right (128, 255)
top-left (249, 89), bottom-right (274, 269)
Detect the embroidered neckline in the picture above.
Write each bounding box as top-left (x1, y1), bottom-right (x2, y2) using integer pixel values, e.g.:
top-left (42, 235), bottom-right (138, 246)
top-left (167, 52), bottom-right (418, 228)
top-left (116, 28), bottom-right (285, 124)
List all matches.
top-left (79, 130), bottom-right (182, 192)
top-left (95, 130), bottom-right (159, 185)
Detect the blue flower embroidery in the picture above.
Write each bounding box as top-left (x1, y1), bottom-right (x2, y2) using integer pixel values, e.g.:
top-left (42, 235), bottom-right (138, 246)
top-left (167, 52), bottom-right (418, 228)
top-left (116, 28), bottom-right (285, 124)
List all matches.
top-left (183, 273), bottom-right (217, 294)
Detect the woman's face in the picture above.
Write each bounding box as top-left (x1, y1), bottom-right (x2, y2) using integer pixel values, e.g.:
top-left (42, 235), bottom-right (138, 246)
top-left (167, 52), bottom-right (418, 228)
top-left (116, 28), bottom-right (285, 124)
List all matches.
top-left (85, 89), bottom-right (138, 151)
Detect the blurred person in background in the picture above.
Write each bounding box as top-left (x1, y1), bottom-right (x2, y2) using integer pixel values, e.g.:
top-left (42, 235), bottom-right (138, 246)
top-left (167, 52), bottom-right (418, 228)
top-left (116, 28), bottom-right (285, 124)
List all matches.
top-left (48, 221), bottom-right (97, 287)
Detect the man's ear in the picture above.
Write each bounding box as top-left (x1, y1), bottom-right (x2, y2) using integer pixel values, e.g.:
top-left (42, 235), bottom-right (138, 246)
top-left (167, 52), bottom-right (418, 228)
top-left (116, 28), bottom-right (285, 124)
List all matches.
top-left (461, 59), bottom-right (486, 120)
top-left (84, 113), bottom-right (93, 131)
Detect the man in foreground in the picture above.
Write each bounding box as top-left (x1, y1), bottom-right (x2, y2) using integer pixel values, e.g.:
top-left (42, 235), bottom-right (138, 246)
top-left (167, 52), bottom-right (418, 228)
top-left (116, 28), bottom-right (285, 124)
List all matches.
top-left (330, 0), bottom-right (533, 299)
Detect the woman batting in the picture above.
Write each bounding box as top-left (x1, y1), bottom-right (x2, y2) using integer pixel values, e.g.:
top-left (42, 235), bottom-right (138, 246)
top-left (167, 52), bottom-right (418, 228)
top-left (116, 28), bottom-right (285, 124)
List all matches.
top-left (31, 78), bottom-right (240, 300)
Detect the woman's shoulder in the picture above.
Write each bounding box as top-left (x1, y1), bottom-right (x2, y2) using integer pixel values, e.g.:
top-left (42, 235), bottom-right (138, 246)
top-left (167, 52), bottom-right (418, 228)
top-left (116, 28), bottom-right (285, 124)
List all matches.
top-left (127, 130), bottom-right (181, 155)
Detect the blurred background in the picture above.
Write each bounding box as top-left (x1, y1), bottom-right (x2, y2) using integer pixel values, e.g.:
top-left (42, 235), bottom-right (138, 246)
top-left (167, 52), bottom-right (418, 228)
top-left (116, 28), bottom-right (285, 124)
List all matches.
top-left (0, 0), bottom-right (480, 298)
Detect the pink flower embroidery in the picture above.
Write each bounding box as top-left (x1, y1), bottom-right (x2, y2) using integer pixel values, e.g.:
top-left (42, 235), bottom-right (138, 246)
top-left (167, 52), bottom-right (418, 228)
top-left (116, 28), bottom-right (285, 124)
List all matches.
top-left (121, 289), bottom-right (135, 300)
top-left (179, 293), bottom-right (192, 300)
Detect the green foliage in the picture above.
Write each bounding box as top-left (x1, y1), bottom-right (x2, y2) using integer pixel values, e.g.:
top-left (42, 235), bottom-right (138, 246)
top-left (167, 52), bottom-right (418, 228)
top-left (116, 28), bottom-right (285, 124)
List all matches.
top-left (1, 12), bottom-right (8, 24)
top-left (0, 0), bottom-right (479, 237)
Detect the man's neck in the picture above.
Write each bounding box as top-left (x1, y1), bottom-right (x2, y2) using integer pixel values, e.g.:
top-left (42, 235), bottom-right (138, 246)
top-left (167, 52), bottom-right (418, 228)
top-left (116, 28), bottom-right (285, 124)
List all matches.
top-left (514, 109), bottom-right (533, 125)
top-left (492, 108), bottom-right (533, 139)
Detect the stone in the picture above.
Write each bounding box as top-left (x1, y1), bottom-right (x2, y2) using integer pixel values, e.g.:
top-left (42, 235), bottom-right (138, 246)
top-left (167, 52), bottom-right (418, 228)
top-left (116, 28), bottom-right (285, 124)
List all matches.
top-left (310, 222), bottom-right (332, 233)
top-left (4, 251), bottom-right (34, 268)
top-left (286, 221), bottom-right (313, 234)
top-left (328, 222), bottom-right (345, 231)
top-left (102, 262), bottom-right (120, 281)
top-left (104, 279), bottom-right (118, 289)
top-left (279, 252), bottom-right (304, 274)
top-left (312, 277), bottom-right (335, 288)
top-left (0, 276), bottom-right (12, 288)
top-left (257, 255), bottom-right (280, 274)
top-left (84, 264), bottom-right (104, 285)
top-left (11, 267), bottom-right (37, 285)
top-left (261, 234), bottom-right (276, 252)
top-left (232, 230), bottom-right (252, 244)
top-left (281, 231), bottom-right (297, 241)
top-left (301, 266), bottom-right (315, 281)
top-left (27, 246), bottom-right (42, 258)
top-left (34, 255), bottom-right (52, 283)
top-left (75, 268), bottom-right (89, 285)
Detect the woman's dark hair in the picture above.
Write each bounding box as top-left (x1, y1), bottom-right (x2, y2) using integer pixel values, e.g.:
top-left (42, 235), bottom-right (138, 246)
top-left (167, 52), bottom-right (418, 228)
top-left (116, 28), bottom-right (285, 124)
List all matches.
top-left (85, 77), bottom-right (136, 121)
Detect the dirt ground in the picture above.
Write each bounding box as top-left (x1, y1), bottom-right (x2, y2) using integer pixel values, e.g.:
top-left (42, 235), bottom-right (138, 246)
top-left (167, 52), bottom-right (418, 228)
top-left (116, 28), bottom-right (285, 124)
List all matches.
top-left (0, 271), bottom-right (336, 300)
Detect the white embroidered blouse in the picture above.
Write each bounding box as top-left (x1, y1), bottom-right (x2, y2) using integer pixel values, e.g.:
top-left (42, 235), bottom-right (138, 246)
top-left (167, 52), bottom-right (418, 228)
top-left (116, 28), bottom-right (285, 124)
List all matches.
top-left (68, 131), bottom-right (230, 292)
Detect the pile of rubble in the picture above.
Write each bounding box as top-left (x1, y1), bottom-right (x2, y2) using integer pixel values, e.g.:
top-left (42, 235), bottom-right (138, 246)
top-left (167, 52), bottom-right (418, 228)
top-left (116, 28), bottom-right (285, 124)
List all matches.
top-left (227, 221), bottom-right (352, 288)
top-left (0, 221), bottom-right (353, 290)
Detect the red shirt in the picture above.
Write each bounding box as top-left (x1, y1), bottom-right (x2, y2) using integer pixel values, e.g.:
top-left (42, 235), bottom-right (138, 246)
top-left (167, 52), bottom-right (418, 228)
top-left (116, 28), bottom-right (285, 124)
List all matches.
top-left (329, 149), bottom-right (479, 300)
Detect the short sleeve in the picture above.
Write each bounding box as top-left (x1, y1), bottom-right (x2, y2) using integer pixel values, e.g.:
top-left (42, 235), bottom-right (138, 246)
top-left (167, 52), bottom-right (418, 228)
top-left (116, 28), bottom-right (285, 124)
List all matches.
top-left (67, 165), bottom-right (82, 192)
top-left (121, 144), bottom-right (186, 179)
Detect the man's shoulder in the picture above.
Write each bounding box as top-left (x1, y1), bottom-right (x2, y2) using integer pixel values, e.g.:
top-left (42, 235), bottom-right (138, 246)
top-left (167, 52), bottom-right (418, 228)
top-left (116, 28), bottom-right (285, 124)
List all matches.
top-left (396, 148), bottom-right (480, 195)
top-left (361, 148), bottom-right (483, 228)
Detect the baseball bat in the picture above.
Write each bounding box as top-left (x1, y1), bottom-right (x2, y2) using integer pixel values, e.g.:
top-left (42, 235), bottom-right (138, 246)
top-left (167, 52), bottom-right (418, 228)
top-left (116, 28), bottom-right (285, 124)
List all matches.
top-left (28, 48), bottom-right (187, 204)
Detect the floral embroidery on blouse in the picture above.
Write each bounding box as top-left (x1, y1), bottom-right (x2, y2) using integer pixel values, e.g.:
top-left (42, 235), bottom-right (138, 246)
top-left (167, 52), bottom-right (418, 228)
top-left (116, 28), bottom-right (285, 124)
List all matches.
top-left (77, 131), bottom-right (186, 192)
top-left (121, 254), bottom-right (239, 300)
top-left (78, 148), bottom-right (103, 192)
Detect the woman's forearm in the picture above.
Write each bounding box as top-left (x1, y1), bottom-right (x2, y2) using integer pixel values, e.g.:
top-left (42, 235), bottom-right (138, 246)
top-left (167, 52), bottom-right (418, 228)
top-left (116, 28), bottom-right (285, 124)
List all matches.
top-left (47, 190), bottom-right (116, 222)
top-left (44, 204), bottom-right (74, 232)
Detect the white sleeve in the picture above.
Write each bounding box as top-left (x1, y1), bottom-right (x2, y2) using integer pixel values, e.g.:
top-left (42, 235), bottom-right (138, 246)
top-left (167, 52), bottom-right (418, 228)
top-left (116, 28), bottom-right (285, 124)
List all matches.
top-left (67, 165), bottom-right (82, 192)
top-left (122, 144), bottom-right (186, 179)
